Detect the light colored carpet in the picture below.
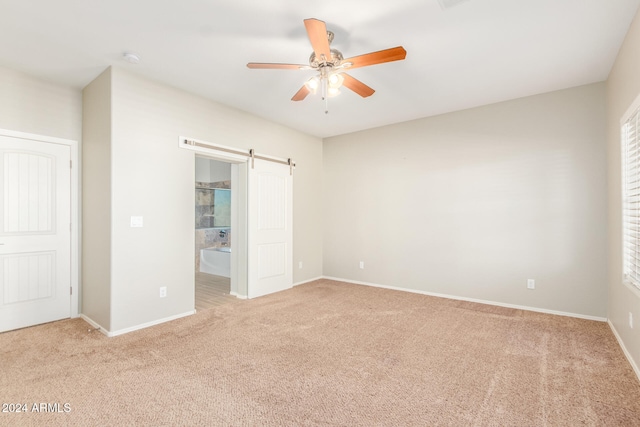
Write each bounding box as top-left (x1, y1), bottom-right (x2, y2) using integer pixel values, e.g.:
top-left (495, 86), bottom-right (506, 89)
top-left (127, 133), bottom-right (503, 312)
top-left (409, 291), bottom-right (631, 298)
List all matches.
top-left (2, 279), bottom-right (640, 426)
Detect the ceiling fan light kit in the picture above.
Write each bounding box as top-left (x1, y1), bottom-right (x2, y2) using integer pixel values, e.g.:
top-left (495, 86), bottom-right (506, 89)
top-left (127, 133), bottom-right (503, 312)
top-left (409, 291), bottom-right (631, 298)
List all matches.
top-left (247, 18), bottom-right (407, 114)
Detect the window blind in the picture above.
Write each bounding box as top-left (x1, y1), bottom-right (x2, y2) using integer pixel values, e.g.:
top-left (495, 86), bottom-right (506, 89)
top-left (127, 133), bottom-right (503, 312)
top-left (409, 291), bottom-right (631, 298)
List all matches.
top-left (622, 105), bottom-right (640, 290)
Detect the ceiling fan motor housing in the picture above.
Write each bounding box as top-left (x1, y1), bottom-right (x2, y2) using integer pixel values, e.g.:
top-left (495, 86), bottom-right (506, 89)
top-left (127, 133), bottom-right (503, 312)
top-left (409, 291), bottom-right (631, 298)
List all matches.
top-left (308, 31), bottom-right (343, 69)
top-left (309, 49), bottom-right (344, 68)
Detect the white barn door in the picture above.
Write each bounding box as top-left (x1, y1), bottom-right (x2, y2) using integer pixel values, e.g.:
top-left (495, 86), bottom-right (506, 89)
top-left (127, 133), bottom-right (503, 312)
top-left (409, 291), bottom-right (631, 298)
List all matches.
top-left (247, 158), bottom-right (292, 299)
top-left (0, 135), bottom-right (71, 332)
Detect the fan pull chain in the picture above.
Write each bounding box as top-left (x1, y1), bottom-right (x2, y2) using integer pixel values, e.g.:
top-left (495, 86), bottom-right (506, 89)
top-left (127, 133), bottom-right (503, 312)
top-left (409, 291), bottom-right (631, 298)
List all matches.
top-left (322, 77), bottom-right (329, 114)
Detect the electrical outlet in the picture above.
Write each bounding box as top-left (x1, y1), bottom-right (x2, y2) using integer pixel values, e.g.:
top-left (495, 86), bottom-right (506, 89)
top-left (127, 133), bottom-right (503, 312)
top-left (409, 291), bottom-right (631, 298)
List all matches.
top-left (159, 287), bottom-right (167, 298)
top-left (298, 261), bottom-right (303, 269)
top-left (527, 279), bottom-right (535, 290)
top-left (359, 261), bottom-right (365, 269)
top-left (630, 312), bottom-right (634, 329)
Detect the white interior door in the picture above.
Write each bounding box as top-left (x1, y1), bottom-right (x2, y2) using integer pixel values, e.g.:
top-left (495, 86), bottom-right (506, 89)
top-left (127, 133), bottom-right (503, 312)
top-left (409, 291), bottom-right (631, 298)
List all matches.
top-left (247, 158), bottom-right (292, 299)
top-left (0, 135), bottom-right (71, 332)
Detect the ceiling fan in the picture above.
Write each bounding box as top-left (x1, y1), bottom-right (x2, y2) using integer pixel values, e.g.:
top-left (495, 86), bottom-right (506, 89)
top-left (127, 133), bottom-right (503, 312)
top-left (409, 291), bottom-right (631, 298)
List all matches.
top-left (247, 18), bottom-right (407, 112)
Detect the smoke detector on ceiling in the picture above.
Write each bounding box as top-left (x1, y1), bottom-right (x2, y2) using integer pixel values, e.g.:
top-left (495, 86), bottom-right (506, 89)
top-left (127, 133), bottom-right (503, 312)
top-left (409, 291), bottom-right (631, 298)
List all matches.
top-left (122, 52), bottom-right (140, 64)
top-left (437, 0), bottom-right (470, 10)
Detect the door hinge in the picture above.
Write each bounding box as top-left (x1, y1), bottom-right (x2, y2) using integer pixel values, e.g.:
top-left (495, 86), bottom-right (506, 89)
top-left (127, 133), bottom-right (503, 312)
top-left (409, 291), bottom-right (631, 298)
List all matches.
top-left (70, 287), bottom-right (73, 295)
top-left (70, 160), bottom-right (72, 168)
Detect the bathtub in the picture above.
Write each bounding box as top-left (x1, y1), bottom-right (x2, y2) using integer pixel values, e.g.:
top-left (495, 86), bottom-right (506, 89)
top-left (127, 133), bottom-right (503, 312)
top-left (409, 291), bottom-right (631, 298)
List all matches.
top-left (200, 247), bottom-right (231, 277)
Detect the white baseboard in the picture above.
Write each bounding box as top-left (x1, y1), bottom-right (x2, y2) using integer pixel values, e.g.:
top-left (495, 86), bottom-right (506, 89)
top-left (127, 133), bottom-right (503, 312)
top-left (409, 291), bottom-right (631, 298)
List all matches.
top-left (608, 320), bottom-right (640, 382)
top-left (293, 276), bottom-right (323, 287)
top-left (81, 311), bottom-right (195, 337)
top-left (229, 278), bottom-right (320, 300)
top-left (322, 276), bottom-right (608, 322)
top-left (79, 314), bottom-right (109, 337)
top-left (230, 291), bottom-right (247, 299)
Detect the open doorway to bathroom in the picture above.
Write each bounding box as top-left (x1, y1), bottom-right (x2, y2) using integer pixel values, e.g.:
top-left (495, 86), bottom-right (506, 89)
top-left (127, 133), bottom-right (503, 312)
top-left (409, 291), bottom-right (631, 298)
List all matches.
top-left (194, 156), bottom-right (236, 310)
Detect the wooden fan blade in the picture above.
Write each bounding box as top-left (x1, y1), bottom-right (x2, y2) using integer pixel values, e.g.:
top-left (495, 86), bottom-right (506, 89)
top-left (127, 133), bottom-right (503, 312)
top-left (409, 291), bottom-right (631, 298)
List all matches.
top-left (292, 85), bottom-right (311, 101)
top-left (342, 73), bottom-right (375, 98)
top-left (247, 63), bottom-right (308, 70)
top-left (343, 46), bottom-right (407, 69)
top-left (304, 18), bottom-right (331, 62)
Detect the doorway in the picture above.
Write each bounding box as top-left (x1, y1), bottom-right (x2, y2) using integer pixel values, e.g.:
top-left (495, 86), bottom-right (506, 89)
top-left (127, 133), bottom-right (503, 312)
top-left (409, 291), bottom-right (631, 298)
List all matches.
top-left (0, 129), bottom-right (79, 332)
top-left (182, 137), bottom-right (292, 304)
top-left (194, 156), bottom-right (236, 310)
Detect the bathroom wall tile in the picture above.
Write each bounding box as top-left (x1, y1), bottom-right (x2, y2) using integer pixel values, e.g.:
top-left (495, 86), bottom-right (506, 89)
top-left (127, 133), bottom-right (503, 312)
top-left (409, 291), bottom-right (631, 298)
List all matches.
top-left (194, 180), bottom-right (232, 273)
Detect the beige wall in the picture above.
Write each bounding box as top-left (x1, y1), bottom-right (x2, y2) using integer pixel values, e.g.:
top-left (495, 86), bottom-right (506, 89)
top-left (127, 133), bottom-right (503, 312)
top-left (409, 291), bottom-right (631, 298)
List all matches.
top-left (324, 83), bottom-right (607, 318)
top-left (104, 67), bottom-right (323, 332)
top-left (82, 68), bottom-right (112, 329)
top-left (0, 65), bottom-right (81, 142)
top-left (607, 10), bottom-right (640, 373)
top-left (0, 64), bottom-right (84, 316)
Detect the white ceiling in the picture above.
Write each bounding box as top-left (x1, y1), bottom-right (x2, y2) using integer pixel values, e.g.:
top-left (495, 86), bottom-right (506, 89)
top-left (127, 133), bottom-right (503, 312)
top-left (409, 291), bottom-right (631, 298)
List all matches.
top-left (0, 0), bottom-right (638, 138)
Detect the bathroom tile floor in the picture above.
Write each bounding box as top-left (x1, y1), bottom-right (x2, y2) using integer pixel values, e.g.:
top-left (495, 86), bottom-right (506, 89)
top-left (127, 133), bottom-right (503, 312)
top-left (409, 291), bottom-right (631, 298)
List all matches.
top-left (195, 272), bottom-right (236, 311)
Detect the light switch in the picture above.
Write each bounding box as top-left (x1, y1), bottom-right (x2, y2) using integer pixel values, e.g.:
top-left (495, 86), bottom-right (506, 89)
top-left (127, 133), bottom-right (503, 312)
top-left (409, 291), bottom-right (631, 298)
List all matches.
top-left (130, 216), bottom-right (144, 228)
